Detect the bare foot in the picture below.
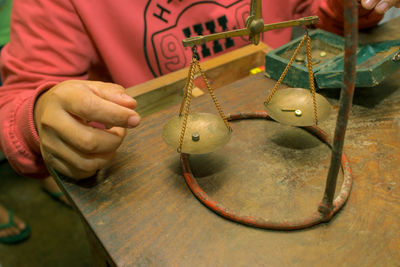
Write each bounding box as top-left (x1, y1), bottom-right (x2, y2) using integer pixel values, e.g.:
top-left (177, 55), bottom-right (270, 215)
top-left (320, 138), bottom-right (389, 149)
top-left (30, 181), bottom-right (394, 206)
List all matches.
top-left (0, 204), bottom-right (27, 239)
top-left (41, 176), bottom-right (70, 206)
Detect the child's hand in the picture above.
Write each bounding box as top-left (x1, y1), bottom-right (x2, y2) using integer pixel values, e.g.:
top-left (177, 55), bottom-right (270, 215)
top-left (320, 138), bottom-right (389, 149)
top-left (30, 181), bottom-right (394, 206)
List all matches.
top-left (34, 80), bottom-right (140, 179)
top-left (361, 0), bottom-right (400, 14)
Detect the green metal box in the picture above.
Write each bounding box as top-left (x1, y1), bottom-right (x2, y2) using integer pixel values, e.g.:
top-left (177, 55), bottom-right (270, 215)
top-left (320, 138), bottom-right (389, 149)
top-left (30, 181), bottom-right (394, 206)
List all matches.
top-left (265, 29), bottom-right (400, 89)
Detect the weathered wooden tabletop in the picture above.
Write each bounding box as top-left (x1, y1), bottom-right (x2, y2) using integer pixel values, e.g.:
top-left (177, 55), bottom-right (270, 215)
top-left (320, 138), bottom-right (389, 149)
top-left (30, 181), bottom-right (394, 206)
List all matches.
top-left (56, 66), bottom-right (400, 266)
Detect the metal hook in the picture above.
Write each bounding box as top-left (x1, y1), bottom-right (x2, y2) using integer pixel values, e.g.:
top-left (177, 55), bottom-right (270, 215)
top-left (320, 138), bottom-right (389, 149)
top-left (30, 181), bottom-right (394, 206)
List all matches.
top-left (192, 45), bottom-right (200, 60)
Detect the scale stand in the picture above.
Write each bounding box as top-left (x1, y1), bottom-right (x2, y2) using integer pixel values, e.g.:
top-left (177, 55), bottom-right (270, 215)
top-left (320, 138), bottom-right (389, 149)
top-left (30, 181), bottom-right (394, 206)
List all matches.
top-left (163, 0), bottom-right (358, 230)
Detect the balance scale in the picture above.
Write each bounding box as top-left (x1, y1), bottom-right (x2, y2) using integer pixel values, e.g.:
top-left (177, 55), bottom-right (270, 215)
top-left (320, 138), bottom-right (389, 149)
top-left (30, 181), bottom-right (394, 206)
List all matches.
top-left (161, 0), bottom-right (359, 230)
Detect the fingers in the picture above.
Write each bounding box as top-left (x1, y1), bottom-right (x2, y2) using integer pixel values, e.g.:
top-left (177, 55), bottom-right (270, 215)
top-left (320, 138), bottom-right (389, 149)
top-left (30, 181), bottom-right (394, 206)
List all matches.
top-left (362, 0), bottom-right (399, 13)
top-left (86, 81), bottom-right (137, 109)
top-left (40, 135), bottom-right (116, 179)
top-left (43, 153), bottom-right (101, 179)
top-left (375, 0), bottom-right (396, 13)
top-left (54, 81), bottom-right (141, 129)
top-left (35, 80), bottom-right (140, 179)
top-left (362, 0), bottom-right (379, 9)
top-left (40, 107), bottom-right (126, 154)
top-left (66, 93), bottom-right (140, 128)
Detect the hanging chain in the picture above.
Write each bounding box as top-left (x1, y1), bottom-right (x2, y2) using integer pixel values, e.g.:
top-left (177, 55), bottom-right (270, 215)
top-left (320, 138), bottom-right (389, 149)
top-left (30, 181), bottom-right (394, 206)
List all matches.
top-left (194, 59), bottom-right (230, 130)
top-left (177, 48), bottom-right (197, 153)
top-left (264, 29), bottom-right (318, 125)
top-left (177, 46), bottom-right (230, 153)
top-left (264, 34), bottom-right (307, 104)
top-left (179, 60), bottom-right (195, 115)
top-left (305, 30), bottom-right (318, 125)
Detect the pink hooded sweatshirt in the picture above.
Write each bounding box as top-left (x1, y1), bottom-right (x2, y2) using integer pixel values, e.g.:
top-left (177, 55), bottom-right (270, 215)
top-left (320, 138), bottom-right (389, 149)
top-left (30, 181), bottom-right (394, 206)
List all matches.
top-left (0, 0), bottom-right (382, 178)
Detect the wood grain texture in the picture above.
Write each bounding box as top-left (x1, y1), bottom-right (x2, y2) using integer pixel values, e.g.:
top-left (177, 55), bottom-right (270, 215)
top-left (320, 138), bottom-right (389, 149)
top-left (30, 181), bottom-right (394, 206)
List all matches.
top-left (57, 69), bottom-right (400, 266)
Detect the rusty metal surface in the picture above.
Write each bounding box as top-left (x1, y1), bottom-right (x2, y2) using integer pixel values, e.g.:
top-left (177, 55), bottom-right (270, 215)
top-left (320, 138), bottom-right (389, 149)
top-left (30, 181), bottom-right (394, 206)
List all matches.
top-left (181, 111), bottom-right (353, 230)
top-left (56, 69), bottom-right (400, 266)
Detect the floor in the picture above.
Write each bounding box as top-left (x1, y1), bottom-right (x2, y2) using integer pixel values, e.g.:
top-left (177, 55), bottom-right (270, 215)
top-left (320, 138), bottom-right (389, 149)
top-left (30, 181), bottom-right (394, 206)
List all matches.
top-left (0, 158), bottom-right (95, 267)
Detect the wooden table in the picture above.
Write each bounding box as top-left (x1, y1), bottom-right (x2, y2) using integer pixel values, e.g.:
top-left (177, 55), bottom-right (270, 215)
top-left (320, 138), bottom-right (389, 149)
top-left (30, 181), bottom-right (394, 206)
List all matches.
top-left (54, 23), bottom-right (400, 266)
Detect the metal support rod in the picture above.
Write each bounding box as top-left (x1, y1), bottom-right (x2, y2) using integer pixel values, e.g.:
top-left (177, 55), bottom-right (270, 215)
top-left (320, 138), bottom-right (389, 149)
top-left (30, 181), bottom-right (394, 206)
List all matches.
top-left (249, 0), bottom-right (261, 18)
top-left (247, 0), bottom-right (263, 44)
top-left (319, 0), bottom-right (358, 216)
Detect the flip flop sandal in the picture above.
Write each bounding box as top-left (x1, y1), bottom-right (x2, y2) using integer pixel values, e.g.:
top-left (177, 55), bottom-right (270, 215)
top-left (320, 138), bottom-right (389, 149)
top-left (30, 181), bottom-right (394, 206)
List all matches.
top-left (42, 188), bottom-right (71, 208)
top-left (0, 209), bottom-right (30, 244)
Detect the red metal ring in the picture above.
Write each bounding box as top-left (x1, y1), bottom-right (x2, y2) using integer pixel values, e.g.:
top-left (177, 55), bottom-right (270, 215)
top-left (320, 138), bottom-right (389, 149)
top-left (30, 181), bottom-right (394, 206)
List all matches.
top-left (181, 111), bottom-right (353, 230)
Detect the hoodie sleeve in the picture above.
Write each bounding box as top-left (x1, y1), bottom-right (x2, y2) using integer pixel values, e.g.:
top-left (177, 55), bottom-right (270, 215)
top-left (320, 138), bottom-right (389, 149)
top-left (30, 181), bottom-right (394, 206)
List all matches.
top-left (0, 0), bottom-right (96, 178)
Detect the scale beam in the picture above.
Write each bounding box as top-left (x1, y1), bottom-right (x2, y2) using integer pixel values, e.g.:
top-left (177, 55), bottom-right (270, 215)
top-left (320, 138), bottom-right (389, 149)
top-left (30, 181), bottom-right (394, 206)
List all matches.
top-left (182, 16), bottom-right (319, 47)
top-left (263, 16), bottom-right (319, 32)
